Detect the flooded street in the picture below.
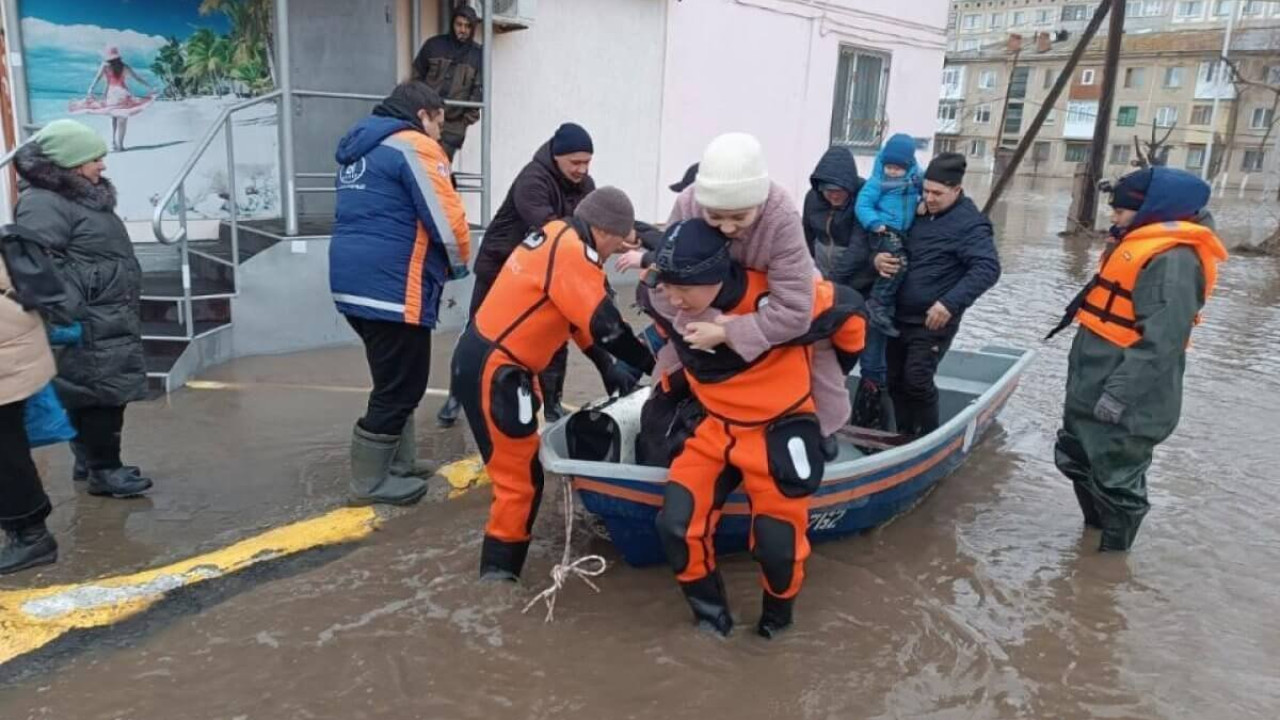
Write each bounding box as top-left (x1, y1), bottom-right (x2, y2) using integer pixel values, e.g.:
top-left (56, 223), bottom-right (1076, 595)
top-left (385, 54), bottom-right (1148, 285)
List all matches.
top-left (3, 178), bottom-right (1280, 719)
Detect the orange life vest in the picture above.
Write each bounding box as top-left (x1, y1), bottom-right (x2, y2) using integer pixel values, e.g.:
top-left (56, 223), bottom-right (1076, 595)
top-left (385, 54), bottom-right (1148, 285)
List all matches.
top-left (1076, 220), bottom-right (1228, 348)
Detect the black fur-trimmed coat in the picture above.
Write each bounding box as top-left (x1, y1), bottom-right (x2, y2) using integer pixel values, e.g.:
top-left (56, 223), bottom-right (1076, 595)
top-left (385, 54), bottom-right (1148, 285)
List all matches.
top-left (14, 144), bottom-right (146, 408)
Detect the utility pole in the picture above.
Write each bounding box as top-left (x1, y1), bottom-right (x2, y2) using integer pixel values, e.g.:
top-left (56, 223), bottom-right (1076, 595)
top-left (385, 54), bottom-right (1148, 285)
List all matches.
top-left (1203, 1), bottom-right (1237, 181)
top-left (982, 0), bottom-right (1114, 214)
top-left (1073, 0), bottom-right (1126, 232)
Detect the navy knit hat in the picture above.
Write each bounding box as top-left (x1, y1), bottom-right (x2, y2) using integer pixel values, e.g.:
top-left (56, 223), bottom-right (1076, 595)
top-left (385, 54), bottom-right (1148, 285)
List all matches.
top-left (642, 220), bottom-right (731, 288)
top-left (881, 133), bottom-right (916, 169)
top-left (551, 122), bottom-right (594, 156)
top-left (1109, 168), bottom-right (1153, 212)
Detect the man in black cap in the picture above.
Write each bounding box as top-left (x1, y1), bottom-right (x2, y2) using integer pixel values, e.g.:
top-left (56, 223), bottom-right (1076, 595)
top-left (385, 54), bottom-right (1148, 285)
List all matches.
top-left (413, 5), bottom-right (483, 161)
top-left (873, 152), bottom-right (1000, 437)
top-left (437, 122), bottom-right (596, 427)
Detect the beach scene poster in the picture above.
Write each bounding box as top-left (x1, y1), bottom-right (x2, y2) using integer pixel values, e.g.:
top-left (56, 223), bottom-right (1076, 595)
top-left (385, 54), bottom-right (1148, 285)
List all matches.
top-left (21, 0), bottom-right (281, 223)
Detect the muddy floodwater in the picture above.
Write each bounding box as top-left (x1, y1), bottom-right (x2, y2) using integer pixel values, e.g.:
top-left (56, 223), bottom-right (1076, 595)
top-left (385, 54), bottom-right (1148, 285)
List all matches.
top-left (2, 178), bottom-right (1279, 719)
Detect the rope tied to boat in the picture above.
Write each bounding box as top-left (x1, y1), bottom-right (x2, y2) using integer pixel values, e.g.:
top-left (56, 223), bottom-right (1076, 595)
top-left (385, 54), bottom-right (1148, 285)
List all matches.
top-left (522, 477), bottom-right (607, 622)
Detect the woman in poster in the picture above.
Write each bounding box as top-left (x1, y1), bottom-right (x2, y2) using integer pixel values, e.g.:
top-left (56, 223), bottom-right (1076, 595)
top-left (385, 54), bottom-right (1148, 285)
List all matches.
top-left (73, 46), bottom-right (155, 152)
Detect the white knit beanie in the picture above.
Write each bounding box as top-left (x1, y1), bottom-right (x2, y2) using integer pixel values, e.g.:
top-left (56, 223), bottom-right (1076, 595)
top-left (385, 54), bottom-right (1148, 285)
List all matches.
top-left (694, 132), bottom-right (770, 211)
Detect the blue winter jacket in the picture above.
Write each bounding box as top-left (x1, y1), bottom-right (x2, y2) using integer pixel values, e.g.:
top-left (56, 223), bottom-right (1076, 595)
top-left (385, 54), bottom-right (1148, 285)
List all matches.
top-left (855, 137), bottom-right (922, 234)
top-left (896, 193), bottom-right (1001, 327)
top-left (329, 116), bottom-right (471, 328)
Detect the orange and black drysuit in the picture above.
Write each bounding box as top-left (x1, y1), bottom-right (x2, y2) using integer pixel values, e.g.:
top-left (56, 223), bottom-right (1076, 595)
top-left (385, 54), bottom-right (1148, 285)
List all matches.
top-left (451, 218), bottom-right (654, 578)
top-left (639, 265), bottom-right (866, 636)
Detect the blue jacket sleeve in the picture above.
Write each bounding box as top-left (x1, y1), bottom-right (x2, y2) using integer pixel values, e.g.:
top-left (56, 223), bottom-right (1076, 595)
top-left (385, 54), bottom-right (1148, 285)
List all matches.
top-left (939, 215), bottom-right (1001, 314)
top-left (854, 173), bottom-right (886, 232)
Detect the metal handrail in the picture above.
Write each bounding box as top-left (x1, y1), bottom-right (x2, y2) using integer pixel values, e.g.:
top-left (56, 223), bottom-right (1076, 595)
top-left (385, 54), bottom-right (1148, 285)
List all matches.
top-left (150, 89), bottom-right (283, 245)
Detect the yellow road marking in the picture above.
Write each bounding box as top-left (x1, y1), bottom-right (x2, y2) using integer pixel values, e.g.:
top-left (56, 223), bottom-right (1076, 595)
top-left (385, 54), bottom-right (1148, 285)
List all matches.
top-left (0, 507), bottom-right (379, 666)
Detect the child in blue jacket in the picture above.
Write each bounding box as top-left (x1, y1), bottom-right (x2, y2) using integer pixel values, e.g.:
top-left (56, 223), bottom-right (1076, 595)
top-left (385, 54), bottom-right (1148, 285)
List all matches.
top-left (854, 133), bottom-right (922, 337)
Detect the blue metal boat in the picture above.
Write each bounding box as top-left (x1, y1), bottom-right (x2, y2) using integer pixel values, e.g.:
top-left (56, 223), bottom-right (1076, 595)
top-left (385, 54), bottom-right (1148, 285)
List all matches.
top-left (539, 345), bottom-right (1033, 567)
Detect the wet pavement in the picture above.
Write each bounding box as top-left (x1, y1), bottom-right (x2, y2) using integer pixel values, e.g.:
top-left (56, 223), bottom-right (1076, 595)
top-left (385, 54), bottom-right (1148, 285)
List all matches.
top-left (3, 177), bottom-right (1280, 719)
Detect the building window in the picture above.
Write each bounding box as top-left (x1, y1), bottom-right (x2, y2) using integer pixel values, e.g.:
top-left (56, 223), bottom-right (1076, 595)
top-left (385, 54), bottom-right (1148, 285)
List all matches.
top-left (1186, 144), bottom-right (1207, 169)
top-left (1251, 107), bottom-right (1275, 130)
top-left (1155, 106), bottom-right (1179, 127)
top-left (975, 104), bottom-right (993, 123)
top-left (1110, 144), bottom-right (1132, 165)
top-left (990, 12), bottom-right (1003, 28)
top-left (1036, 9), bottom-right (1054, 24)
top-left (938, 101), bottom-right (959, 122)
top-left (1044, 68), bottom-right (1056, 89)
top-left (1124, 67), bottom-right (1145, 88)
top-left (963, 13), bottom-right (981, 29)
top-left (1164, 66), bottom-right (1185, 88)
top-left (1012, 10), bottom-right (1026, 25)
top-left (1213, 0), bottom-right (1232, 16)
top-left (979, 70), bottom-right (998, 89)
top-left (961, 39), bottom-right (981, 51)
top-left (1198, 61), bottom-right (1228, 85)
top-left (1044, 108), bottom-right (1059, 125)
top-left (1010, 67), bottom-right (1030, 98)
top-left (1243, 1), bottom-right (1266, 16)
top-left (1004, 103), bottom-right (1025, 134)
top-left (1190, 104), bottom-right (1213, 125)
top-left (942, 67), bottom-right (962, 93)
top-left (1082, 69), bottom-right (1097, 85)
top-left (1117, 105), bottom-right (1139, 126)
top-left (1068, 101), bottom-right (1095, 124)
top-left (1264, 66), bottom-right (1280, 85)
top-left (1065, 143), bottom-right (1091, 163)
top-left (830, 47), bottom-right (891, 149)
top-left (1127, 0), bottom-right (1165, 17)
top-left (936, 137), bottom-right (958, 155)
top-left (1176, 1), bottom-right (1204, 18)
top-left (969, 139), bottom-right (987, 158)
top-left (1242, 149), bottom-right (1266, 172)
top-left (1062, 4), bottom-right (1090, 21)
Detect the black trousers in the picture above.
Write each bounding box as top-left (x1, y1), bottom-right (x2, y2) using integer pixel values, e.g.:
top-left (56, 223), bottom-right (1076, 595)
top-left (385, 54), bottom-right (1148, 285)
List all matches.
top-left (0, 399), bottom-right (52, 533)
top-left (347, 316), bottom-right (434, 436)
top-left (886, 323), bottom-right (958, 437)
top-left (68, 405), bottom-right (127, 471)
top-left (466, 266), bottom-right (567, 408)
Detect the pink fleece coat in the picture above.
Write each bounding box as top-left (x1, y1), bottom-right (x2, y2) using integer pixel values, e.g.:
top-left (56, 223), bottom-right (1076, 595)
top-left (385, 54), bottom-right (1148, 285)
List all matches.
top-left (651, 181), bottom-right (852, 436)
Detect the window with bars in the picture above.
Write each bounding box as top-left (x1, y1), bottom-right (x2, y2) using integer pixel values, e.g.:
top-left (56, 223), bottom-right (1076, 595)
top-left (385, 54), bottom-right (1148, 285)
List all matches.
top-left (830, 47), bottom-right (891, 149)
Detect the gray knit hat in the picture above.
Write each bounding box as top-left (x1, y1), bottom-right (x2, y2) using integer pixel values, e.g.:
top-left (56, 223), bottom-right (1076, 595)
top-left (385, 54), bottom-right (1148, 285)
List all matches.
top-left (575, 186), bottom-right (634, 237)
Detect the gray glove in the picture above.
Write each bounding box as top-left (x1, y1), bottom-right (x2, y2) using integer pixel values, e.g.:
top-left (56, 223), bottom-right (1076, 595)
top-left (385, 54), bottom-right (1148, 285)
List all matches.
top-left (1093, 392), bottom-right (1126, 425)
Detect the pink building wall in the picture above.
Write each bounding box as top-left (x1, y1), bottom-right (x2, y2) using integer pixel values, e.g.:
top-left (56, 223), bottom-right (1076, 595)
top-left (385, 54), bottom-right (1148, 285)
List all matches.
top-left (658, 0), bottom-right (949, 214)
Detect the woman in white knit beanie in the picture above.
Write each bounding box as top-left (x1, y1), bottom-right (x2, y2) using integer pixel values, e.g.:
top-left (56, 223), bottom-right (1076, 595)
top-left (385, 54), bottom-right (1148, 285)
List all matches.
top-left (653, 131), bottom-right (854, 454)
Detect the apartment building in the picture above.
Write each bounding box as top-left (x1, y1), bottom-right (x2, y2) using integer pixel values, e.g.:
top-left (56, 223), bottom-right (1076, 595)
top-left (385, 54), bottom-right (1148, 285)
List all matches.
top-left (940, 3), bottom-right (1280, 184)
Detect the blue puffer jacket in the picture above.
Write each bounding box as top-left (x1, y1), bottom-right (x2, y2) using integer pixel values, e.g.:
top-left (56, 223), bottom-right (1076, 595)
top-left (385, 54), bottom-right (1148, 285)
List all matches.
top-left (896, 193), bottom-right (1001, 326)
top-left (329, 116), bottom-right (470, 328)
top-left (855, 134), bottom-right (922, 234)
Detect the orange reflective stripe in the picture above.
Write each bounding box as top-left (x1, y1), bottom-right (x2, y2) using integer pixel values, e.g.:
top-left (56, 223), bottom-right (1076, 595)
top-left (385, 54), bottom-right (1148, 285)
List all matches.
top-left (402, 223), bottom-right (430, 325)
top-left (1075, 220), bottom-right (1227, 348)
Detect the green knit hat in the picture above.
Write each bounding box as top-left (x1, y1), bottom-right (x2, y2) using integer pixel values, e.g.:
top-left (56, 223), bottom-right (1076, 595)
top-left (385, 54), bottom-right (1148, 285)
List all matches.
top-left (33, 119), bottom-right (109, 169)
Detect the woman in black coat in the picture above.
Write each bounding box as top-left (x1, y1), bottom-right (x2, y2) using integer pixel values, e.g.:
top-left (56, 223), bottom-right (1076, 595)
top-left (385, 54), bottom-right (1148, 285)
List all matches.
top-left (14, 119), bottom-right (152, 498)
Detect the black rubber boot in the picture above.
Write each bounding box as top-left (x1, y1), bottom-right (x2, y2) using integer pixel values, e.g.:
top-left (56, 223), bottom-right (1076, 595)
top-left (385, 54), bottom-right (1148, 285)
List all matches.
top-left (436, 396), bottom-right (463, 428)
top-left (479, 535), bottom-right (529, 581)
top-left (0, 523), bottom-right (58, 576)
top-left (820, 435), bottom-right (839, 462)
top-left (1073, 482), bottom-right (1103, 529)
top-left (756, 593), bottom-right (794, 640)
top-left (87, 467), bottom-right (153, 498)
top-left (71, 441), bottom-right (89, 482)
top-left (349, 424), bottom-right (427, 506)
top-left (680, 573), bottom-right (734, 637)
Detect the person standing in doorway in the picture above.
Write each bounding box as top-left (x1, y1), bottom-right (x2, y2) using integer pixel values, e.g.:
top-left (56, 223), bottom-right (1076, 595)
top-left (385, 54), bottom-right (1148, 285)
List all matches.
top-left (412, 5), bottom-right (483, 161)
top-left (437, 122), bottom-right (596, 427)
top-left (1048, 167), bottom-right (1227, 552)
top-left (874, 152), bottom-right (1000, 438)
top-left (15, 119), bottom-right (152, 499)
top-left (329, 81), bottom-right (471, 506)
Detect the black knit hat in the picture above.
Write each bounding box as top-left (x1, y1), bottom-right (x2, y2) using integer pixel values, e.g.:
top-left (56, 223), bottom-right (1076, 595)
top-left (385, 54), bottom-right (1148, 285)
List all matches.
top-left (1109, 168), bottom-right (1153, 211)
top-left (551, 122), bottom-right (594, 156)
top-left (925, 152), bottom-right (967, 187)
top-left (642, 220), bottom-right (731, 288)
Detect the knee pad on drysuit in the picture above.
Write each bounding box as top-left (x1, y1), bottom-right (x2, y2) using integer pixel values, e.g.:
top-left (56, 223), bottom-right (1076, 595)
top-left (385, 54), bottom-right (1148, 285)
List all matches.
top-left (766, 414), bottom-right (826, 499)
top-left (752, 514), bottom-right (798, 597)
top-left (489, 365), bottom-right (541, 438)
top-left (656, 483), bottom-right (696, 574)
